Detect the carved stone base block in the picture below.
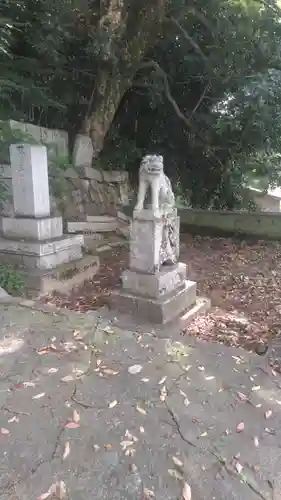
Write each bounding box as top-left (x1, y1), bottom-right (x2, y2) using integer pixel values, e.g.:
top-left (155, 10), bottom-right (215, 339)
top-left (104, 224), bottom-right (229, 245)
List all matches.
top-left (0, 234), bottom-right (84, 270)
top-left (2, 216), bottom-right (63, 241)
top-left (130, 209), bottom-right (179, 274)
top-left (111, 279), bottom-right (198, 325)
top-left (121, 263), bottom-right (187, 299)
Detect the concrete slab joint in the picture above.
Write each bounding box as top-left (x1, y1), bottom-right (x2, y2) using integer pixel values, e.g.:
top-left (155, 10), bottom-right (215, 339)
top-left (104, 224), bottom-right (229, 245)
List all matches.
top-left (110, 154), bottom-right (210, 326)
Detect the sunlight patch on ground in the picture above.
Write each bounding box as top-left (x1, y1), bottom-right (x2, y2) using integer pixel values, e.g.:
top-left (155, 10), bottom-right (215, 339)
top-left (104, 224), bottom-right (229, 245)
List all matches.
top-left (0, 334), bottom-right (24, 355)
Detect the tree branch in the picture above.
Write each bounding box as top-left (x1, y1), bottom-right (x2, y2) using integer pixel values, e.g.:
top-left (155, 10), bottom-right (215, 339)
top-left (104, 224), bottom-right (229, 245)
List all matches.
top-left (136, 60), bottom-right (192, 128)
top-left (169, 16), bottom-right (208, 63)
top-left (135, 61), bottom-right (209, 127)
top-left (136, 61), bottom-right (224, 170)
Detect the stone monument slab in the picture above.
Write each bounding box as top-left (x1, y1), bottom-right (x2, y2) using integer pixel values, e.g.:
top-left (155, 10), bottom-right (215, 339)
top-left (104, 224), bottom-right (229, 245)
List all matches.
top-left (10, 144), bottom-right (50, 217)
top-left (72, 134), bottom-right (94, 167)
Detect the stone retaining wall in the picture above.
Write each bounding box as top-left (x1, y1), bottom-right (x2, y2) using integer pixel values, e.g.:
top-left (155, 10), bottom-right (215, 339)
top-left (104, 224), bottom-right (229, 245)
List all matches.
top-left (0, 164), bottom-right (131, 221)
top-left (179, 208), bottom-right (281, 239)
top-left (0, 120), bottom-right (131, 222)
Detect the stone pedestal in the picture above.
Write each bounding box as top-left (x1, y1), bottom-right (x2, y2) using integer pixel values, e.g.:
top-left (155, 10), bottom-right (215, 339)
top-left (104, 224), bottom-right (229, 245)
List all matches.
top-left (0, 144), bottom-right (85, 281)
top-left (112, 209), bottom-right (208, 325)
top-left (111, 154), bottom-right (210, 326)
top-left (130, 209), bottom-right (179, 273)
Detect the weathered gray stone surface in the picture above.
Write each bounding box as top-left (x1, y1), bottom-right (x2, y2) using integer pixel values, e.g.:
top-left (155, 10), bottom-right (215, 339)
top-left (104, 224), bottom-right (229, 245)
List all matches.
top-left (0, 302), bottom-right (280, 500)
top-left (111, 279), bottom-right (198, 324)
top-left (121, 263), bottom-right (187, 299)
top-left (0, 286), bottom-right (10, 301)
top-left (10, 144), bottom-right (50, 218)
top-left (2, 216), bottom-right (63, 241)
top-left (0, 234), bottom-right (84, 269)
top-left (67, 218), bottom-right (118, 234)
top-left (72, 134), bottom-right (94, 167)
top-left (129, 210), bottom-right (179, 274)
top-left (1, 164), bottom-right (131, 220)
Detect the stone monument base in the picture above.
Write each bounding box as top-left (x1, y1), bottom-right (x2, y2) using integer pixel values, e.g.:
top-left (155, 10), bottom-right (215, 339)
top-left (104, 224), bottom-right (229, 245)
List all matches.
top-left (0, 234), bottom-right (84, 270)
top-left (2, 216), bottom-right (63, 241)
top-left (19, 255), bottom-right (100, 296)
top-left (111, 262), bottom-right (209, 325)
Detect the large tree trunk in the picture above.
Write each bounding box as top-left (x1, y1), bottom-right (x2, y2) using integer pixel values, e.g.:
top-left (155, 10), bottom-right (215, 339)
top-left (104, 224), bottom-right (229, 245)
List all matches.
top-left (84, 0), bottom-right (167, 156)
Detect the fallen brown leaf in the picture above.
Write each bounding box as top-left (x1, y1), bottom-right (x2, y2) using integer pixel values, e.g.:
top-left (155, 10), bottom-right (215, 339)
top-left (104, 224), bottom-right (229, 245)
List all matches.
top-left (65, 421), bottom-right (80, 429)
top-left (52, 481), bottom-right (67, 499)
top-left (254, 436), bottom-right (259, 447)
top-left (72, 409), bottom-right (80, 423)
top-left (158, 376), bottom-right (167, 385)
top-left (235, 461), bottom-right (243, 474)
top-left (172, 456), bottom-right (183, 468)
top-left (143, 487), bottom-right (155, 498)
top-left (62, 441), bottom-right (71, 460)
top-left (128, 364), bottom-right (143, 375)
top-left (8, 416), bottom-right (19, 423)
top-left (32, 392), bottom-right (45, 400)
top-left (48, 368), bottom-right (58, 374)
top-left (61, 374), bottom-right (75, 383)
top-left (181, 482), bottom-right (192, 500)
top-left (108, 400), bottom-right (118, 408)
top-left (0, 428), bottom-right (10, 435)
top-left (168, 468), bottom-right (183, 480)
top-left (236, 422), bottom-right (244, 433)
top-left (129, 463), bottom-right (138, 473)
top-left (160, 385), bottom-right (167, 402)
top-left (102, 368), bottom-right (119, 376)
top-left (37, 491), bottom-right (51, 500)
top-left (265, 409), bottom-right (272, 419)
top-left (136, 404), bottom-right (147, 415)
top-left (37, 481), bottom-right (67, 500)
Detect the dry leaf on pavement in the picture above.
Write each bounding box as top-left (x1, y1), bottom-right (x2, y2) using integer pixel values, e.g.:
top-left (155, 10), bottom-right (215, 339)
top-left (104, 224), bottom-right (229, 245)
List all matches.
top-left (235, 462), bottom-right (243, 474)
top-left (102, 368), bottom-right (119, 376)
top-left (109, 400), bottom-right (118, 408)
top-left (168, 468), bottom-right (183, 480)
top-left (37, 481), bottom-right (67, 500)
top-left (32, 392), bottom-right (45, 400)
top-left (143, 487), bottom-right (155, 498)
top-left (61, 374), bottom-right (75, 383)
top-left (136, 404), bottom-right (147, 415)
top-left (160, 385), bottom-right (167, 402)
top-left (251, 385), bottom-right (260, 392)
top-left (8, 416), bottom-right (19, 423)
top-left (265, 409), bottom-right (272, 419)
top-left (65, 421), bottom-right (80, 429)
top-left (172, 456), bottom-right (183, 469)
top-left (128, 365), bottom-right (143, 375)
top-left (48, 368), bottom-right (58, 374)
top-left (236, 422), bottom-right (244, 433)
top-left (0, 428), bottom-right (10, 435)
top-left (72, 409), bottom-right (80, 423)
top-left (62, 441), bottom-right (71, 460)
top-left (181, 482), bottom-right (192, 500)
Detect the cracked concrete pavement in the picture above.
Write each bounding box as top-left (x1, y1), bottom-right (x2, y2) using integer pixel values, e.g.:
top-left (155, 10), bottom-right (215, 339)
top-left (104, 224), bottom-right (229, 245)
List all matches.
top-left (0, 302), bottom-right (281, 500)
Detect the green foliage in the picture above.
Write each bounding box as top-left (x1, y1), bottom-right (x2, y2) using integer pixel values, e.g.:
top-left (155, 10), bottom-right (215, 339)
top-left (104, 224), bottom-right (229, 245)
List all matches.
top-left (0, 265), bottom-right (25, 295)
top-left (48, 151), bottom-right (74, 207)
top-left (1, 0), bottom-right (281, 208)
top-left (0, 121), bottom-right (72, 208)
